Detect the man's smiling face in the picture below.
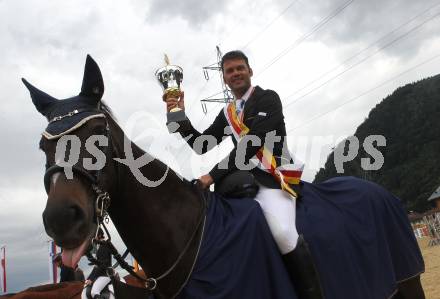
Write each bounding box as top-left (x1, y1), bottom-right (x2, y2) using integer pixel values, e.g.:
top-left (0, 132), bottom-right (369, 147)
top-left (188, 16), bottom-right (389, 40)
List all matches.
top-left (222, 58), bottom-right (253, 97)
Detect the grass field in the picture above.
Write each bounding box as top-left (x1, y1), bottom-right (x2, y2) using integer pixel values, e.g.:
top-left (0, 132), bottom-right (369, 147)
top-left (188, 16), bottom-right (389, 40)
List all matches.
top-left (419, 238), bottom-right (440, 299)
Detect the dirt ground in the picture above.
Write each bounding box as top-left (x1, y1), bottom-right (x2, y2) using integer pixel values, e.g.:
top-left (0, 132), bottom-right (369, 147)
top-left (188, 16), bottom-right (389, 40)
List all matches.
top-left (419, 238), bottom-right (440, 299)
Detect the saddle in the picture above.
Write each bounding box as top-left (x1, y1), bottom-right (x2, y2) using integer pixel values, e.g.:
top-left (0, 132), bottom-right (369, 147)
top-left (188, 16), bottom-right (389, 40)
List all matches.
top-left (215, 170), bottom-right (259, 199)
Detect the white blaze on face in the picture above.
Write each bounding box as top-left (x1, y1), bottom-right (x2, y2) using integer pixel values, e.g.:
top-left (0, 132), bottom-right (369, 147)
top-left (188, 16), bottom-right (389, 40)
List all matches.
top-left (52, 172), bottom-right (62, 186)
top-left (52, 148), bottom-right (67, 186)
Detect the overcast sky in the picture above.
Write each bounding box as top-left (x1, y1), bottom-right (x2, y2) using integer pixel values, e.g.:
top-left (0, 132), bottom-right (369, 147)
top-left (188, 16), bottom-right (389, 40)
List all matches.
top-left (1, 0), bottom-right (439, 293)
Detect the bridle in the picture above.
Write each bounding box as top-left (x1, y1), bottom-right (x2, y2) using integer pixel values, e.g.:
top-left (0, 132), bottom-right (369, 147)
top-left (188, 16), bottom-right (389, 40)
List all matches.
top-left (42, 109), bottom-right (207, 295)
top-left (43, 112), bottom-right (113, 245)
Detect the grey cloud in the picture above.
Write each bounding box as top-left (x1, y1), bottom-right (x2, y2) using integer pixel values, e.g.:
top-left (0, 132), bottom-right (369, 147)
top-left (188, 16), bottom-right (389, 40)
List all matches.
top-left (0, 110), bottom-right (46, 187)
top-left (277, 0), bottom-right (440, 59)
top-left (145, 0), bottom-right (228, 27)
top-left (0, 211), bottom-right (48, 292)
top-left (1, 3), bottom-right (100, 58)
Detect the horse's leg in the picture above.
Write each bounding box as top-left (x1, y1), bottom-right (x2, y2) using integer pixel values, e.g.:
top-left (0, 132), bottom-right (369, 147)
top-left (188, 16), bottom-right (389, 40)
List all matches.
top-left (392, 275), bottom-right (425, 299)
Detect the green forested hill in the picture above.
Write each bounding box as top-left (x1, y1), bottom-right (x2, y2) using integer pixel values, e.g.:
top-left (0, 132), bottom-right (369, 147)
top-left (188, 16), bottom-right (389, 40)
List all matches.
top-left (313, 74), bottom-right (440, 212)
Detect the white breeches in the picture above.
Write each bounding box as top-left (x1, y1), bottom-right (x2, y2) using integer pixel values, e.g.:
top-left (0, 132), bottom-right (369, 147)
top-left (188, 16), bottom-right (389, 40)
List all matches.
top-left (254, 185), bottom-right (299, 254)
top-left (81, 276), bottom-right (126, 299)
top-left (91, 277), bottom-right (113, 298)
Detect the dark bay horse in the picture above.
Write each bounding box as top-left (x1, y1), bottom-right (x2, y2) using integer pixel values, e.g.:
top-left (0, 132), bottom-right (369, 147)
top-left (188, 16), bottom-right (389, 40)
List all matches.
top-left (0, 282), bottom-right (84, 299)
top-left (0, 272), bottom-right (147, 299)
top-left (23, 55), bottom-right (425, 299)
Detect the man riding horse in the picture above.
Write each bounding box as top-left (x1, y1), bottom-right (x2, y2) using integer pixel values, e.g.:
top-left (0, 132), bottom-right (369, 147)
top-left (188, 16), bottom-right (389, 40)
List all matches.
top-left (21, 54), bottom-right (425, 299)
top-left (165, 50), bottom-right (322, 299)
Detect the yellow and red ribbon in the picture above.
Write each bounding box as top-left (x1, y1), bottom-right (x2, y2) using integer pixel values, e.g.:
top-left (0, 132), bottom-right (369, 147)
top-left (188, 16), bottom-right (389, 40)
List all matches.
top-left (225, 103), bottom-right (302, 198)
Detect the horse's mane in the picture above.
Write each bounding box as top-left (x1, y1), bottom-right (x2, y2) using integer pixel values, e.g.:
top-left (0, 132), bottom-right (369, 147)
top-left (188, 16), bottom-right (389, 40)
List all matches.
top-left (99, 100), bottom-right (191, 185)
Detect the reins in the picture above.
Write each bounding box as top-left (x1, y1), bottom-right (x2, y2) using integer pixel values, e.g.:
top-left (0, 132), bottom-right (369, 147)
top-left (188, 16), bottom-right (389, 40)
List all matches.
top-left (86, 180), bottom-right (207, 292)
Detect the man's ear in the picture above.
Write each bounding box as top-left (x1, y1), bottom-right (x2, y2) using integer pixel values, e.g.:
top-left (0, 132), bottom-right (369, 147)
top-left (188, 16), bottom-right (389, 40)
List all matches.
top-left (250, 67), bottom-right (253, 76)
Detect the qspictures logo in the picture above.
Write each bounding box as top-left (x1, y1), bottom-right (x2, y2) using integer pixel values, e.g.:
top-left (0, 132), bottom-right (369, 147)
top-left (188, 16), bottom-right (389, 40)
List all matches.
top-left (52, 111), bottom-right (386, 187)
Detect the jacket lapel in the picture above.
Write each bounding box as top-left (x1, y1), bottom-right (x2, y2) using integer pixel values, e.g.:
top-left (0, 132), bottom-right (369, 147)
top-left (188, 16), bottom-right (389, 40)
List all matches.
top-left (243, 86), bottom-right (264, 123)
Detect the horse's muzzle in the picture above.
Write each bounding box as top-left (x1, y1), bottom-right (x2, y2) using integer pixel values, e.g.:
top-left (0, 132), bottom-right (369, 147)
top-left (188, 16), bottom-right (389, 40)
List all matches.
top-left (42, 199), bottom-right (89, 248)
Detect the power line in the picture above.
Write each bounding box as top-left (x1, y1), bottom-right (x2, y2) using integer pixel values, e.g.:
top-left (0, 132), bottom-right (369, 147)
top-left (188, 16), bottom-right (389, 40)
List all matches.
top-left (185, 49), bottom-right (225, 115)
top-left (174, 46), bottom-right (228, 162)
top-left (195, 0), bottom-right (300, 114)
top-left (242, 0), bottom-right (300, 50)
top-left (255, 0), bottom-right (355, 79)
top-left (185, 80), bottom-right (210, 116)
top-left (188, 2), bottom-right (438, 122)
top-left (199, 47), bottom-right (233, 114)
top-left (286, 52), bottom-right (440, 133)
top-left (185, 0), bottom-right (354, 136)
top-left (283, 7), bottom-right (440, 109)
top-left (282, 1), bottom-right (440, 105)
top-left (188, 0), bottom-right (342, 116)
top-left (202, 1), bottom-right (300, 74)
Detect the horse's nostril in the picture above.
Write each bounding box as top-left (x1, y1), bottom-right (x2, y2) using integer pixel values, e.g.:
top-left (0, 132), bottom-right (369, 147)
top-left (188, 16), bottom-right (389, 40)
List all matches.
top-left (43, 202), bottom-right (87, 240)
top-left (70, 205), bottom-right (85, 222)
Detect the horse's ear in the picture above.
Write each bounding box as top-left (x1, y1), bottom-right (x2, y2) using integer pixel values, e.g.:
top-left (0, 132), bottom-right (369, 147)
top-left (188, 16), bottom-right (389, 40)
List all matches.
top-left (22, 78), bottom-right (58, 116)
top-left (80, 55), bottom-right (104, 102)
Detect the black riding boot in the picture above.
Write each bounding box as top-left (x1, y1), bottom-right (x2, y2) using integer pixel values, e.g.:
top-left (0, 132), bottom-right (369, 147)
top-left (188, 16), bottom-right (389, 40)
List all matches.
top-left (282, 235), bottom-right (324, 299)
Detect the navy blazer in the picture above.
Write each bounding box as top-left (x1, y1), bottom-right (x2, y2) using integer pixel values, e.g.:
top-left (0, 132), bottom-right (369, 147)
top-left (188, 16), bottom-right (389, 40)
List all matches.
top-left (180, 86), bottom-right (293, 189)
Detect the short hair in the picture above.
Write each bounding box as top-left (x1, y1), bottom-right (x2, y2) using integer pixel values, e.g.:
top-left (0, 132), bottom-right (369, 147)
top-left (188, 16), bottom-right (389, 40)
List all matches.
top-left (221, 50), bottom-right (250, 71)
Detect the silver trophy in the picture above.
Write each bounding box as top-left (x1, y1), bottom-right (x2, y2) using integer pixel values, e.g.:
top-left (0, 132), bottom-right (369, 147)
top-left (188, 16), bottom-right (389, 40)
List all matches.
top-left (155, 55), bottom-right (189, 133)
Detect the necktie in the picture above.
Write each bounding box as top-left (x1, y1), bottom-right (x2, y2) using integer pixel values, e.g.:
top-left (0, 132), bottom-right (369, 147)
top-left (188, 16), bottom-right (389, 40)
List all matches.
top-left (236, 99), bottom-right (245, 115)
